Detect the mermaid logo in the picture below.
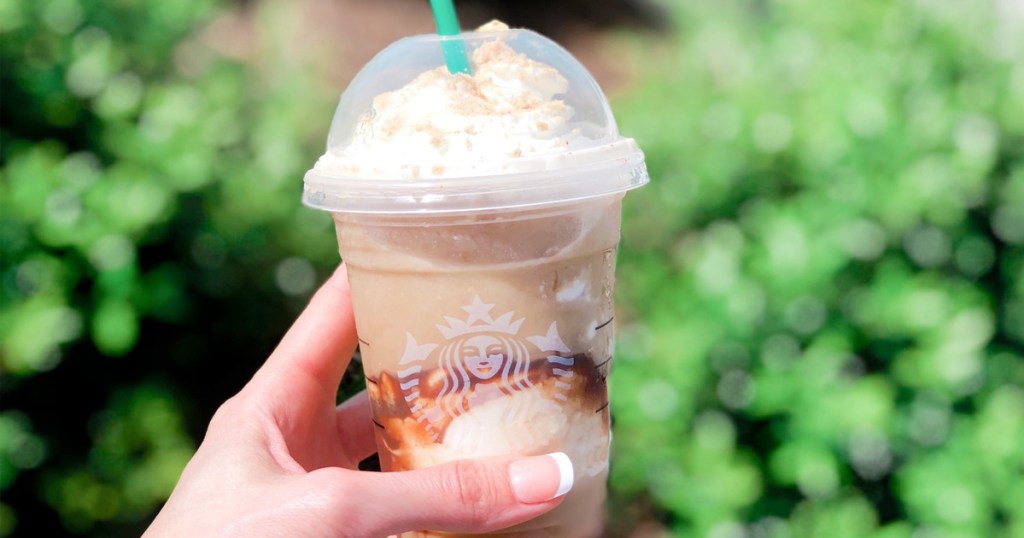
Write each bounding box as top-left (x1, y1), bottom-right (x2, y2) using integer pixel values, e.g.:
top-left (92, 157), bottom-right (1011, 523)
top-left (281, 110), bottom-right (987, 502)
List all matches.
top-left (396, 295), bottom-right (574, 440)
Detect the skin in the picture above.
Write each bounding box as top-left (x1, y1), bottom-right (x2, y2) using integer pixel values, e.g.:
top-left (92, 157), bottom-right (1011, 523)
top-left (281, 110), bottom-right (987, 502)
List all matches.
top-left (144, 264), bottom-right (566, 538)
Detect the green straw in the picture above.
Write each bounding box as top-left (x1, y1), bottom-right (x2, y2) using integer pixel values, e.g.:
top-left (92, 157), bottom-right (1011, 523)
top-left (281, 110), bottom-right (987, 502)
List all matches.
top-left (429, 0), bottom-right (471, 74)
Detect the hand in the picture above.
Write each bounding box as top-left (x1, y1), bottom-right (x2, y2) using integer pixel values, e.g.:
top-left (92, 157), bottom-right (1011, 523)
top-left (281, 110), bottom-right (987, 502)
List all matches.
top-left (144, 264), bottom-right (572, 537)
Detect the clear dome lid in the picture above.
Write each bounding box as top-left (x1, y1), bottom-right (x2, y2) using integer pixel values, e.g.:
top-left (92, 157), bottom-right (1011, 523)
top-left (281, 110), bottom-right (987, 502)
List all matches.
top-left (303, 27), bottom-right (648, 215)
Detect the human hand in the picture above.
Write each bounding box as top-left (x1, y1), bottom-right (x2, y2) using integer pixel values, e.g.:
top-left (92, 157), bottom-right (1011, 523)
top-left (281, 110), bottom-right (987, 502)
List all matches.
top-left (144, 264), bottom-right (572, 537)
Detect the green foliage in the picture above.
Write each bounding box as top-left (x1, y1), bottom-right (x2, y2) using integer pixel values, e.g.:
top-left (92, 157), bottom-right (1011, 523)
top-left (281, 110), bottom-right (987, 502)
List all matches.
top-left (609, 0), bottom-right (1024, 535)
top-left (2, 0), bottom-right (336, 534)
top-left (39, 385), bottom-right (194, 533)
top-left (1, 0), bottom-right (1022, 536)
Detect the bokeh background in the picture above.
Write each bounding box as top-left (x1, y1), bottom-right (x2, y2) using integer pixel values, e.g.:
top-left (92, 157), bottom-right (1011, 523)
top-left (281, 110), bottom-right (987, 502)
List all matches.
top-left (2, 0), bottom-right (1023, 536)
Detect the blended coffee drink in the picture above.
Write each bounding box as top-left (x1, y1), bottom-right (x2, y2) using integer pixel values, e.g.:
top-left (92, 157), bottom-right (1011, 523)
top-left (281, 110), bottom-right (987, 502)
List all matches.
top-left (303, 21), bottom-right (648, 537)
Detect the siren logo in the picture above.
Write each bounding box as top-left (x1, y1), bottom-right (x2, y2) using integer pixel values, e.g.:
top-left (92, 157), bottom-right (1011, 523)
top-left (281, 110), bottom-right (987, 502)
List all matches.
top-left (396, 295), bottom-right (575, 440)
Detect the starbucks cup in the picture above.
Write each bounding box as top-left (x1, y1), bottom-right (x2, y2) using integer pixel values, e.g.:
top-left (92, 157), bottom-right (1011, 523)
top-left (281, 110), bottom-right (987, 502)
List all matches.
top-left (302, 26), bottom-right (648, 538)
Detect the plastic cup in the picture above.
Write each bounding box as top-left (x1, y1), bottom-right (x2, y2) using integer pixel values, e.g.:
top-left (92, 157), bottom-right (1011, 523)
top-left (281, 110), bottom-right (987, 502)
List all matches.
top-left (303, 28), bottom-right (648, 538)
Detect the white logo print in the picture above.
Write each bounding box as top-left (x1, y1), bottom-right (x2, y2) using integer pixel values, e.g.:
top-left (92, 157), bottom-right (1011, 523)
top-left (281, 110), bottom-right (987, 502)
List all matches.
top-left (397, 295), bottom-right (574, 440)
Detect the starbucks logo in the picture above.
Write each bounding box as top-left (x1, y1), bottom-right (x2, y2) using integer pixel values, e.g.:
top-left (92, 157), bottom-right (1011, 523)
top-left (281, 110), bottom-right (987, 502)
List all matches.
top-left (396, 295), bottom-right (575, 440)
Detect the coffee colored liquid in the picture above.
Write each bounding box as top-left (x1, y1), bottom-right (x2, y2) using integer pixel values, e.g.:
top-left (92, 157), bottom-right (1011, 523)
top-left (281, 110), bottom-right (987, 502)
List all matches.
top-left (335, 198), bottom-right (621, 537)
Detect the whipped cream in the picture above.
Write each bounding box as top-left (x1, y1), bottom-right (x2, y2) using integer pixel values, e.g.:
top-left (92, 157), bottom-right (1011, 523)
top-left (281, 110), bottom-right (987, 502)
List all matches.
top-left (312, 22), bottom-right (583, 180)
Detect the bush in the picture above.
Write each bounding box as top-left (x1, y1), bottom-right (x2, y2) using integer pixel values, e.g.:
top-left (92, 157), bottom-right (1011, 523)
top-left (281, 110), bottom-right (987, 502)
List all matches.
top-left (2, 1), bottom-right (340, 534)
top-left (609, 0), bottom-right (1024, 536)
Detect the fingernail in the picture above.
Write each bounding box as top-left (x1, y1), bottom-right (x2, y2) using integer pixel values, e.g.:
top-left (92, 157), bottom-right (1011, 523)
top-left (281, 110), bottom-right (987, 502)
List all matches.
top-left (509, 452), bottom-right (574, 504)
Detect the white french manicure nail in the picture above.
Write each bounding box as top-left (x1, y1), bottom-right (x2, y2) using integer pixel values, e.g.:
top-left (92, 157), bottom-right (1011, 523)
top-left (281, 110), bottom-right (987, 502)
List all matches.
top-left (509, 451), bottom-right (575, 503)
top-left (548, 452), bottom-right (574, 499)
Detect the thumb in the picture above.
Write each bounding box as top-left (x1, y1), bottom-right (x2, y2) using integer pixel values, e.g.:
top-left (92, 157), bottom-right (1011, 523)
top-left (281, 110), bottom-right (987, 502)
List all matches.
top-left (322, 453), bottom-right (574, 536)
